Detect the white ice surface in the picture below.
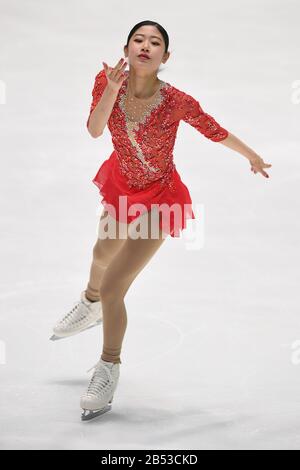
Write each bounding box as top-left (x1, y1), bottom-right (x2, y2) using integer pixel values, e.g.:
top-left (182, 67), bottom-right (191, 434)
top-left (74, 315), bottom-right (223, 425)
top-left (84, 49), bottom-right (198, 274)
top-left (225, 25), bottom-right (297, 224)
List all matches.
top-left (0, 0), bottom-right (300, 450)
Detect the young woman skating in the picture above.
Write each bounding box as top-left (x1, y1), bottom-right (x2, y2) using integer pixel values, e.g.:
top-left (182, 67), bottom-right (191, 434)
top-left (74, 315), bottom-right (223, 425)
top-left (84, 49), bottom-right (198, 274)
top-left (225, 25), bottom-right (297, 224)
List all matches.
top-left (50, 20), bottom-right (272, 421)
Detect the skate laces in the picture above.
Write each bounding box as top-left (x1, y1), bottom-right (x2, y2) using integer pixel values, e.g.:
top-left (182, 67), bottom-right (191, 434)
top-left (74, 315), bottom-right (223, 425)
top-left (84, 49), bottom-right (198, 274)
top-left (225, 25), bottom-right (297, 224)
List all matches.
top-left (58, 300), bottom-right (89, 327)
top-left (85, 361), bottom-right (114, 397)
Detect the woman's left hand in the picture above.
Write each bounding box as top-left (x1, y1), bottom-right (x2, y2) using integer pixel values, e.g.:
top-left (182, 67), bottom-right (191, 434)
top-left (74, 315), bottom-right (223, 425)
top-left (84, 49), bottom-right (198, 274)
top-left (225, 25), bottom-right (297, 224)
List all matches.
top-left (249, 155), bottom-right (272, 178)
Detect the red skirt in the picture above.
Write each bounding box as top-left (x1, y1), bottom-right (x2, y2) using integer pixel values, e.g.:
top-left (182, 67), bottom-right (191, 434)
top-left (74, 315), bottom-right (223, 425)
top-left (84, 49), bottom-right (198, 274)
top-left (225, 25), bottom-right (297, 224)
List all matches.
top-left (92, 150), bottom-right (195, 237)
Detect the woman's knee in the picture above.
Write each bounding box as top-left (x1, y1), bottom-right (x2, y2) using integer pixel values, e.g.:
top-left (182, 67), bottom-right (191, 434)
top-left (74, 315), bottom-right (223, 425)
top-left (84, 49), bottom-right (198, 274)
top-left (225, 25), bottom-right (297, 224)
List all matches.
top-left (98, 237), bottom-right (165, 304)
top-left (99, 250), bottom-right (137, 303)
top-left (92, 242), bottom-right (110, 268)
top-left (99, 276), bottom-right (130, 304)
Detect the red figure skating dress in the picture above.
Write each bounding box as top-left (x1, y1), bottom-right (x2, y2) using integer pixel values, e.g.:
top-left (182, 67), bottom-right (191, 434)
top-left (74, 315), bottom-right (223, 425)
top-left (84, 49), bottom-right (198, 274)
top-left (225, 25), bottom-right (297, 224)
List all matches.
top-left (87, 69), bottom-right (229, 237)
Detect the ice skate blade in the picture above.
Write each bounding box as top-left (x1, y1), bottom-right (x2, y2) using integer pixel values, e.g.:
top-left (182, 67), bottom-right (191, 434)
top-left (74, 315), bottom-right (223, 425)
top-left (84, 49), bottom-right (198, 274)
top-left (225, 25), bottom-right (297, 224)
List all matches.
top-left (49, 319), bottom-right (102, 341)
top-left (81, 404), bottom-right (112, 421)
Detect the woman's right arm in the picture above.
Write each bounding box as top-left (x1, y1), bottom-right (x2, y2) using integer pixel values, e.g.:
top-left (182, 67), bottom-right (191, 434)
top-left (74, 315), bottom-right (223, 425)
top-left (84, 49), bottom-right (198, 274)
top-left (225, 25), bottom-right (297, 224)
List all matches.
top-left (87, 83), bottom-right (119, 138)
top-left (87, 59), bottom-right (127, 138)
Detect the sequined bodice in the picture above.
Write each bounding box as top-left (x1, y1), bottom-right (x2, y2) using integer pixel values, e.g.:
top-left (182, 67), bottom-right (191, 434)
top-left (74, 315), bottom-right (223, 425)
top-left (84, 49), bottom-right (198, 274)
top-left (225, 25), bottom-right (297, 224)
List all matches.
top-left (117, 78), bottom-right (173, 183)
top-left (122, 79), bottom-right (164, 122)
top-left (87, 69), bottom-right (229, 192)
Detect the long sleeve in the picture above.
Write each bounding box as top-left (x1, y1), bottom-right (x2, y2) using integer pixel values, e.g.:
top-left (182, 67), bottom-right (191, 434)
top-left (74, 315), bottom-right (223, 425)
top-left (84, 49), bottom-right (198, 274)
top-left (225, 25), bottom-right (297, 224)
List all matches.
top-left (86, 68), bottom-right (107, 128)
top-left (180, 92), bottom-right (229, 142)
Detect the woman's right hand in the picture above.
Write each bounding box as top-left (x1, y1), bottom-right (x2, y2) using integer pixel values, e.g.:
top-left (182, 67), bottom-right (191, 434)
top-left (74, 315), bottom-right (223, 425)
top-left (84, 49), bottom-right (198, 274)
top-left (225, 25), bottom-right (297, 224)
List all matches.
top-left (102, 58), bottom-right (128, 92)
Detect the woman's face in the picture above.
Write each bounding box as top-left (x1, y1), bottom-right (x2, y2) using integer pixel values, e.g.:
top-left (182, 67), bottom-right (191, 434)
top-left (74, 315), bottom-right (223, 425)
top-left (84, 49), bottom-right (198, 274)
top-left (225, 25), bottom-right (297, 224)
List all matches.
top-left (124, 25), bottom-right (170, 74)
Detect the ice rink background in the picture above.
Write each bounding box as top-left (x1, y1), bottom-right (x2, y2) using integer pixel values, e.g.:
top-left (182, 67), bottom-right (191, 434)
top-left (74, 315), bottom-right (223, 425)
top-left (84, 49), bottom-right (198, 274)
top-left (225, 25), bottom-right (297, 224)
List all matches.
top-left (0, 0), bottom-right (299, 450)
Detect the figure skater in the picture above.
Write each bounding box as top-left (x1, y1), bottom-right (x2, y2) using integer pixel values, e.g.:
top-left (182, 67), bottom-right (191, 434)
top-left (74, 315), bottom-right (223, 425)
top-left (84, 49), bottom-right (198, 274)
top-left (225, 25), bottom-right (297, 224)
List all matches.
top-left (50, 20), bottom-right (272, 420)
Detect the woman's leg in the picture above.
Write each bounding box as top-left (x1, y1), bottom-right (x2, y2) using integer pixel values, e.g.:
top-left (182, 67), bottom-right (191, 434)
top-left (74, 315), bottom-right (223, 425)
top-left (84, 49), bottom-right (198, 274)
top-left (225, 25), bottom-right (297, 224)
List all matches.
top-left (85, 208), bottom-right (129, 302)
top-left (98, 209), bottom-right (169, 364)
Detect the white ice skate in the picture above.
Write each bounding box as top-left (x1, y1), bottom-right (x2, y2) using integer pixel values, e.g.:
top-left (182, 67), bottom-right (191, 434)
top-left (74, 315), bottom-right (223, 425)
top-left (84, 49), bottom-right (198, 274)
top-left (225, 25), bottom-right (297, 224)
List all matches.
top-left (49, 290), bottom-right (103, 341)
top-left (80, 358), bottom-right (120, 421)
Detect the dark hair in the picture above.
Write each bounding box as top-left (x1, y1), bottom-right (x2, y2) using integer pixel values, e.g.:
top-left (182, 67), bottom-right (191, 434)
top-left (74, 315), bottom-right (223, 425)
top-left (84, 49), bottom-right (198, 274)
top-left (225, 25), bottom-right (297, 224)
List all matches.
top-left (126, 20), bottom-right (169, 53)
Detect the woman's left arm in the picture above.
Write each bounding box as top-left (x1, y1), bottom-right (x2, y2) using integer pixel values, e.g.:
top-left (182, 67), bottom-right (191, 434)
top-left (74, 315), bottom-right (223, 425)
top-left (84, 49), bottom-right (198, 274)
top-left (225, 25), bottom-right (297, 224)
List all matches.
top-left (219, 132), bottom-right (272, 179)
top-left (180, 92), bottom-right (272, 179)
